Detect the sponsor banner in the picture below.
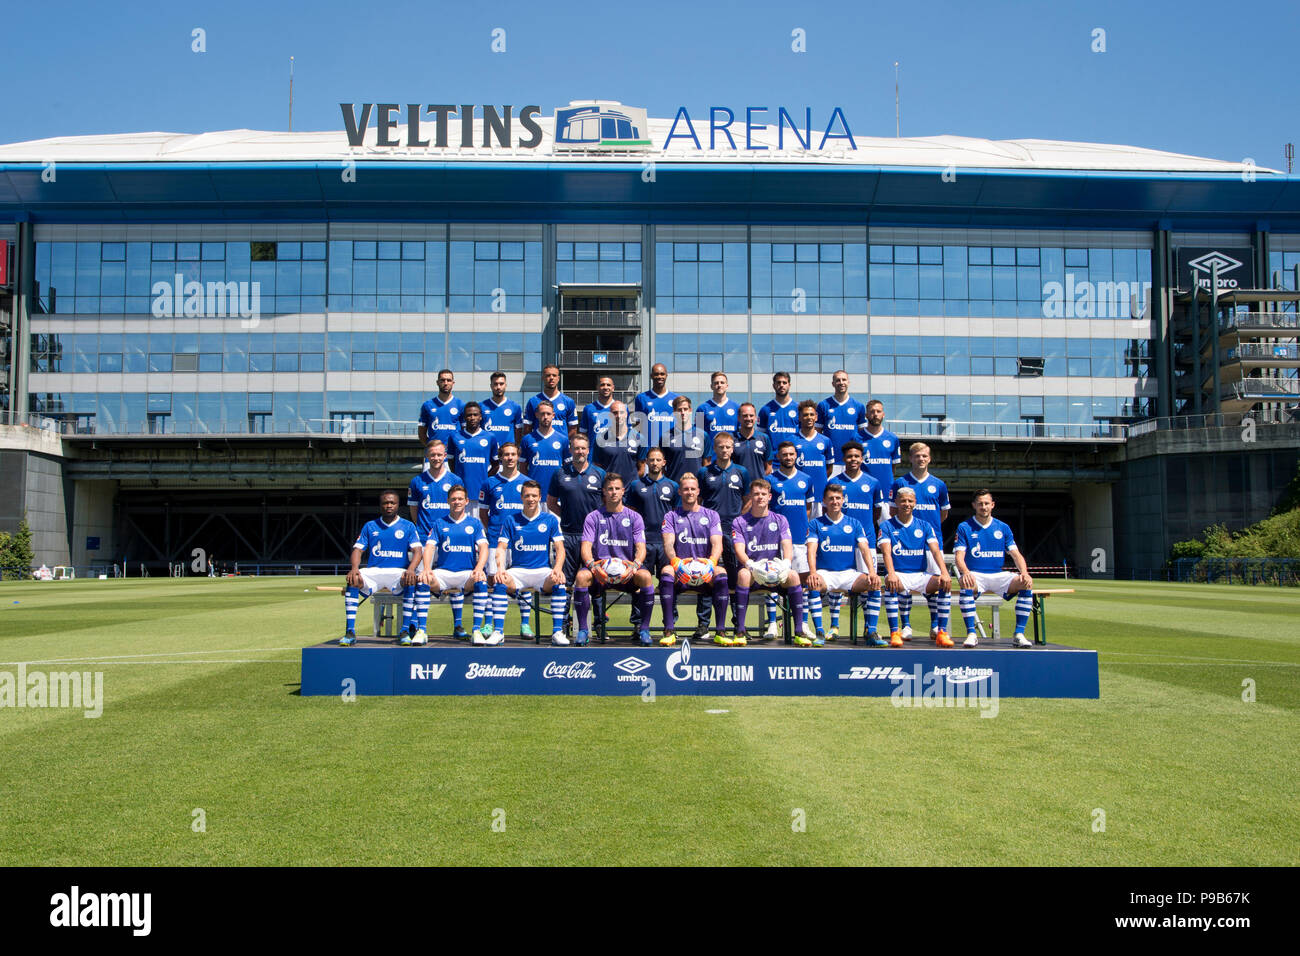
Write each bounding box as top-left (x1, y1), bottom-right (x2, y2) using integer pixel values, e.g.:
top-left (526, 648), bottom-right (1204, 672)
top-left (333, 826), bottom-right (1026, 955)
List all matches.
top-left (1176, 247), bottom-right (1256, 292)
top-left (301, 642), bottom-right (1098, 698)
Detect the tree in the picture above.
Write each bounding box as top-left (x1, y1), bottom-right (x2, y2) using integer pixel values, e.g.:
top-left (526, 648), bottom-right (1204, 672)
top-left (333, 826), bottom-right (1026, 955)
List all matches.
top-left (0, 517), bottom-right (34, 580)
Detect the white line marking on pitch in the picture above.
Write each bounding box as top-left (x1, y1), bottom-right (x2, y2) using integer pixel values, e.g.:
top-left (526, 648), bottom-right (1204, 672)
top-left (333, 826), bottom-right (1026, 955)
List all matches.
top-left (1102, 661), bottom-right (1299, 667)
top-left (0, 647), bottom-right (303, 666)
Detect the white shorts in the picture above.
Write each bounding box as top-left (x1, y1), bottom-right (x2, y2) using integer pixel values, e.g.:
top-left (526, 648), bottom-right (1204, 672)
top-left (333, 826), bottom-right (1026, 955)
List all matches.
top-left (969, 570), bottom-right (1018, 597)
top-left (359, 567), bottom-right (406, 595)
top-left (505, 566), bottom-right (553, 591)
top-left (819, 569), bottom-right (865, 593)
top-left (893, 571), bottom-right (935, 596)
top-left (433, 568), bottom-right (476, 592)
top-left (790, 549), bottom-right (810, 575)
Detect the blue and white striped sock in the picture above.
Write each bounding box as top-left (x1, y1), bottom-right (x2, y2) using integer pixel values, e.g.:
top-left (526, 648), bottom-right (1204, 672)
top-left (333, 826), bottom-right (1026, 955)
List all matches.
top-left (766, 593), bottom-right (779, 625)
top-left (415, 583), bottom-right (431, 630)
top-left (936, 591), bottom-right (951, 632)
top-left (898, 592), bottom-right (912, 627)
top-left (808, 590), bottom-right (823, 633)
top-left (829, 591), bottom-right (843, 628)
top-left (959, 588), bottom-right (979, 635)
top-left (865, 590), bottom-right (881, 634)
top-left (449, 591), bottom-right (465, 629)
top-left (549, 586), bottom-right (567, 635)
top-left (518, 591), bottom-right (532, 628)
top-left (491, 583), bottom-right (509, 632)
top-left (927, 592), bottom-right (939, 630)
top-left (344, 585), bottom-right (360, 632)
top-left (1015, 590), bottom-right (1033, 635)
top-left (401, 587), bottom-right (414, 633)
top-left (885, 593), bottom-right (899, 633)
top-left (472, 582), bottom-right (488, 629)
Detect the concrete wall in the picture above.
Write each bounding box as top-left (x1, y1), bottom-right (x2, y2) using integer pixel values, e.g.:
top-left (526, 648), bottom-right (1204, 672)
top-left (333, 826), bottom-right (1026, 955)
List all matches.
top-left (71, 479), bottom-right (117, 567)
top-left (1072, 482), bottom-right (1114, 578)
top-left (22, 452), bottom-right (72, 566)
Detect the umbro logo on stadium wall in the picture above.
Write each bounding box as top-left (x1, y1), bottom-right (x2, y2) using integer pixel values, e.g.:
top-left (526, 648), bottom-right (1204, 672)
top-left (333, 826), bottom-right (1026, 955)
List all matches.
top-left (1177, 246), bottom-right (1255, 292)
top-left (1188, 252), bottom-right (1243, 276)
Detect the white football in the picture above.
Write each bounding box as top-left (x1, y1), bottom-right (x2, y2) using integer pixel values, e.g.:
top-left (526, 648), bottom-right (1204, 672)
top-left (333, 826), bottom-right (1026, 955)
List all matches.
top-left (750, 558), bottom-right (790, 587)
top-left (676, 559), bottom-right (714, 588)
top-left (599, 558), bottom-right (629, 582)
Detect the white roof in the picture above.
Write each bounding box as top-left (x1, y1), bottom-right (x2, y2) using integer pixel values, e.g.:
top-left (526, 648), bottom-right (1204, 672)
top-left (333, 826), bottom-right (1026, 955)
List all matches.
top-left (0, 116), bottom-right (1275, 174)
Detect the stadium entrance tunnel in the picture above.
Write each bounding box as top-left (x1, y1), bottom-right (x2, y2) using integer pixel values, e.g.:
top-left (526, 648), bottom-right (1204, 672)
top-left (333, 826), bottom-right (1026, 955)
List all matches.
top-left (114, 488), bottom-right (396, 573)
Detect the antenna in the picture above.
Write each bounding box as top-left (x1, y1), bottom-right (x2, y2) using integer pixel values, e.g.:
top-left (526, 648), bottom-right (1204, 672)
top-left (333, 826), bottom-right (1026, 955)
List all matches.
top-left (1286, 143), bottom-right (1294, 174)
top-left (288, 56), bottom-right (295, 132)
top-left (894, 61), bottom-right (900, 138)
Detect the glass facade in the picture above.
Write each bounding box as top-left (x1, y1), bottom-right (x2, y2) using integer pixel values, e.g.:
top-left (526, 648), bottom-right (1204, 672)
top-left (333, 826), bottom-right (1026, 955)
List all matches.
top-left (25, 224), bottom-right (1157, 435)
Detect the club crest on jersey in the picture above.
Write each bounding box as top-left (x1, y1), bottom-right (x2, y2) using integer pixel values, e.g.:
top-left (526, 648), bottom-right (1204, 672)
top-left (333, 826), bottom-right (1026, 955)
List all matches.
top-left (797, 481), bottom-right (806, 489)
top-left (883, 440), bottom-right (891, 448)
top-left (914, 529), bottom-right (923, 538)
top-left (504, 408), bottom-right (513, 417)
top-left (538, 523), bottom-right (547, 532)
top-left (928, 485), bottom-right (937, 493)
top-left (395, 529), bottom-right (405, 539)
top-left (552, 441), bottom-right (561, 449)
top-left (621, 518), bottom-right (631, 527)
top-left (442, 483), bottom-right (451, 492)
top-left (464, 526), bottom-right (474, 534)
top-left (994, 530), bottom-right (1003, 539)
top-left (726, 408), bottom-right (735, 416)
top-left (768, 522), bottom-right (778, 531)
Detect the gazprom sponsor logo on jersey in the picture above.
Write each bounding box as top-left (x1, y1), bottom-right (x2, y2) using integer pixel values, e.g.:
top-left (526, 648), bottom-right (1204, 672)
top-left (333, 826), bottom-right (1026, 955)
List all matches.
top-left (542, 660), bottom-right (597, 679)
top-left (597, 530), bottom-right (630, 548)
top-left (371, 546), bottom-right (406, 559)
top-left (410, 663), bottom-right (447, 680)
top-left (968, 539), bottom-right (1003, 560)
top-left (665, 640), bottom-right (754, 683)
top-left (465, 663), bottom-right (527, 680)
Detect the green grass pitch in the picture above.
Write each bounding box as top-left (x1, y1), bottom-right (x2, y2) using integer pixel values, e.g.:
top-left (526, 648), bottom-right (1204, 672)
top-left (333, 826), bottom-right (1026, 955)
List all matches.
top-left (0, 576), bottom-right (1296, 866)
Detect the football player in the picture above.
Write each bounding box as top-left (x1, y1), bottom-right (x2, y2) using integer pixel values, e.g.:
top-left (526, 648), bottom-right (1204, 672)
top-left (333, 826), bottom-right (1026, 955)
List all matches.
top-left (758, 370), bottom-right (799, 440)
top-left (482, 370), bottom-right (524, 445)
top-left (816, 370), bottom-right (869, 467)
top-left (880, 487), bottom-right (953, 647)
top-left (890, 442), bottom-right (951, 641)
top-left (660, 473), bottom-right (730, 647)
top-left (523, 364), bottom-right (579, 435)
top-left (730, 479), bottom-right (809, 645)
top-left (418, 368), bottom-right (464, 445)
top-left (953, 489), bottom-right (1035, 647)
top-left (422, 484), bottom-right (490, 642)
top-left (573, 473), bottom-right (655, 647)
top-left (492, 480), bottom-right (570, 645)
top-left (806, 484), bottom-right (887, 647)
top-left (340, 490), bottom-right (424, 645)
top-left (519, 399), bottom-right (570, 504)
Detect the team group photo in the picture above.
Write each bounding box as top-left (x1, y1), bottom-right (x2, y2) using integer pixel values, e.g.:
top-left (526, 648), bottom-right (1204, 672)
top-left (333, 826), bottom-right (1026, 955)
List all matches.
top-left (344, 365), bottom-right (1038, 650)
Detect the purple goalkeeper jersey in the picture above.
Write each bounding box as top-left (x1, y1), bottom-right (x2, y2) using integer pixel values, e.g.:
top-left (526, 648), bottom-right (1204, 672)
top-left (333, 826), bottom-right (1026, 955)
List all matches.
top-left (731, 512), bottom-right (791, 563)
top-left (581, 507), bottom-right (646, 562)
top-left (661, 507), bottom-right (722, 561)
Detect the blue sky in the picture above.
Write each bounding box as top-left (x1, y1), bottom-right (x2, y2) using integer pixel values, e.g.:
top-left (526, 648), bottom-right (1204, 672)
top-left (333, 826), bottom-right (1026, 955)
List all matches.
top-left (8, 0), bottom-right (1298, 169)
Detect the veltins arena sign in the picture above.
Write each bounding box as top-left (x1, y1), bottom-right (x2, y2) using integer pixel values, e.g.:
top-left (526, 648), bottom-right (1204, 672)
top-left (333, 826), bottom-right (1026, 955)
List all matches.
top-left (339, 101), bottom-right (857, 153)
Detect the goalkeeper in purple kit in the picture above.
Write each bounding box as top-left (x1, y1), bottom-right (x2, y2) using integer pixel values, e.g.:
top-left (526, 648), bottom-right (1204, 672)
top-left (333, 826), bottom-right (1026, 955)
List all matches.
top-left (659, 473), bottom-right (730, 647)
top-left (573, 472), bottom-right (656, 646)
top-left (730, 479), bottom-right (809, 645)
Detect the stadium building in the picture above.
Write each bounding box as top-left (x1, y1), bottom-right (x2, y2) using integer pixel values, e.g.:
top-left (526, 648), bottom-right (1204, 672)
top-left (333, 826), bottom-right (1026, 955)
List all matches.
top-left (0, 101), bottom-right (1297, 576)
